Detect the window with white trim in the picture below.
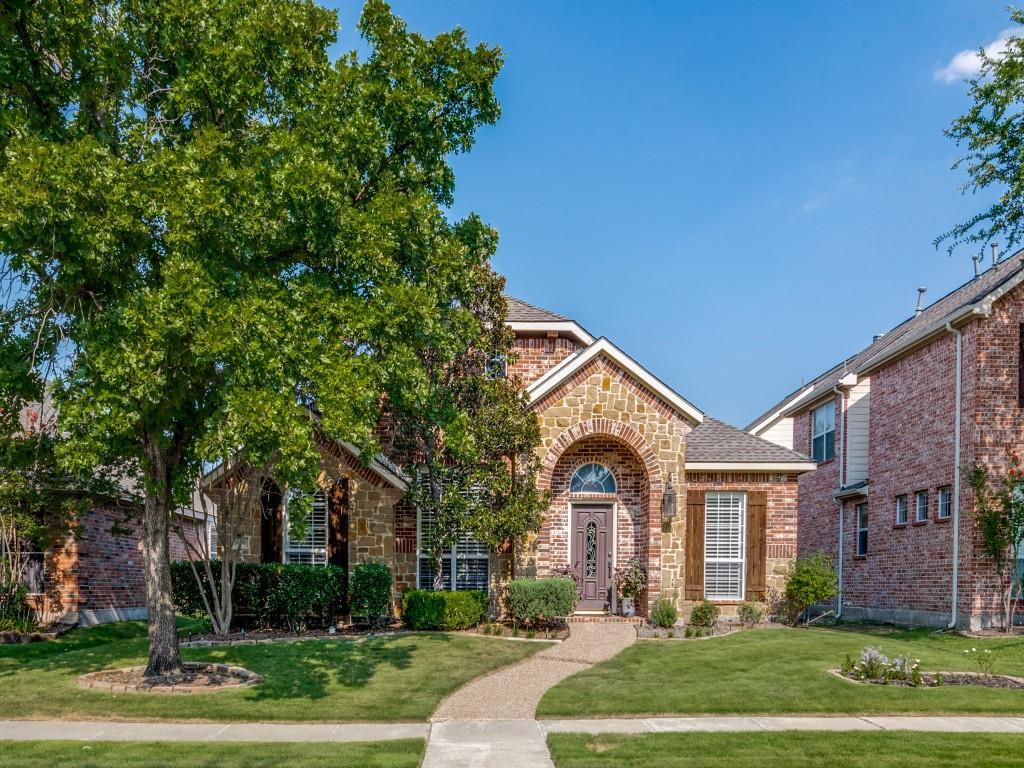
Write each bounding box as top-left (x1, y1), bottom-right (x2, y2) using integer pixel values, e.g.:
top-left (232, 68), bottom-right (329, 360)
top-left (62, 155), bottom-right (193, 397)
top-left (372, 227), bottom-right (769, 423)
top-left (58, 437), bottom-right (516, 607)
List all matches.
top-left (284, 489), bottom-right (329, 565)
top-left (895, 495), bottom-right (908, 526)
top-left (0, 538), bottom-right (44, 595)
top-left (703, 491), bottom-right (746, 600)
top-left (855, 503), bottom-right (869, 556)
top-left (915, 490), bottom-right (929, 523)
top-left (485, 353), bottom-right (507, 380)
top-left (811, 401), bottom-right (836, 462)
top-left (417, 506), bottom-right (489, 591)
top-left (938, 486), bottom-right (952, 519)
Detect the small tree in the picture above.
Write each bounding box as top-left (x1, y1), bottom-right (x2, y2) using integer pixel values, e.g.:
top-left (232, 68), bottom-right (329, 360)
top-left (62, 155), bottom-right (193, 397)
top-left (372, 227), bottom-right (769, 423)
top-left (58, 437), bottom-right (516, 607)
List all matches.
top-left (967, 448), bottom-right (1024, 632)
top-left (782, 551), bottom-right (838, 625)
top-left (175, 459), bottom-right (271, 636)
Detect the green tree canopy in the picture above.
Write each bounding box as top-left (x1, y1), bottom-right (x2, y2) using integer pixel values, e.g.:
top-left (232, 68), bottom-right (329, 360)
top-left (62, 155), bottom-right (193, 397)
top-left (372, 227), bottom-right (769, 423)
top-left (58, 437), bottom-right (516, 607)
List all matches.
top-left (1, 0), bottom-right (502, 674)
top-left (938, 11), bottom-right (1024, 253)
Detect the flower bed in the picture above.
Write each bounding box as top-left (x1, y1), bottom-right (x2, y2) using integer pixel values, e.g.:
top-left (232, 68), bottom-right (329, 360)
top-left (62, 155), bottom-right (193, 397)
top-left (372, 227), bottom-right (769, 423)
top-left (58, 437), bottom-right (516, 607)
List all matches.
top-left (832, 668), bottom-right (1024, 689)
top-left (77, 662), bottom-right (261, 694)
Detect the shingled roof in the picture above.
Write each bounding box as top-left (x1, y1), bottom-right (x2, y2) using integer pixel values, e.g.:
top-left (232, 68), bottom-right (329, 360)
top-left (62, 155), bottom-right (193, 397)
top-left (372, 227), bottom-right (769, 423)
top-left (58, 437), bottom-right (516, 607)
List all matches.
top-left (746, 251), bottom-right (1024, 431)
top-left (687, 417), bottom-right (813, 465)
top-left (505, 296), bottom-right (567, 323)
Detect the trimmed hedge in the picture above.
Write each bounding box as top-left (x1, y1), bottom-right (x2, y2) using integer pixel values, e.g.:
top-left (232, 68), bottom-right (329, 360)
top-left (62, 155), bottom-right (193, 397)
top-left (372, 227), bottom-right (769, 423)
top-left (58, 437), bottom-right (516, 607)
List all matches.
top-left (171, 561), bottom-right (345, 629)
top-left (349, 562), bottom-right (393, 626)
top-left (402, 589), bottom-right (487, 630)
top-left (505, 578), bottom-right (577, 626)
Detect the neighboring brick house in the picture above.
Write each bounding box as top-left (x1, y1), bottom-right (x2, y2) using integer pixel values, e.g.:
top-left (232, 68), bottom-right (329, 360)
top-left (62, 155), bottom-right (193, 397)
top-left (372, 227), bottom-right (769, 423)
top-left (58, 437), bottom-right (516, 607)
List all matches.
top-left (25, 296), bottom-right (814, 625)
top-left (748, 253), bottom-right (1024, 629)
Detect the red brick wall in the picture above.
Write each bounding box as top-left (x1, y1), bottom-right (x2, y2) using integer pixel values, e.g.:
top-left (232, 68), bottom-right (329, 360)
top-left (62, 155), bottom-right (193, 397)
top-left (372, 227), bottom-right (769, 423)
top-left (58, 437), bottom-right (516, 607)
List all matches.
top-left (507, 334), bottom-right (580, 386)
top-left (686, 472), bottom-right (799, 602)
top-left (539, 435), bottom-right (649, 578)
top-left (795, 397), bottom-right (841, 558)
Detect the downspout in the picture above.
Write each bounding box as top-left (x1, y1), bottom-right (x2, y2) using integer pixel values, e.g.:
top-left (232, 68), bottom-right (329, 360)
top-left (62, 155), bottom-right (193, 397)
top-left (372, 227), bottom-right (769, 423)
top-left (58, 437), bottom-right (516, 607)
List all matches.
top-left (945, 322), bottom-right (962, 630)
top-left (835, 498), bottom-right (844, 619)
top-left (832, 385), bottom-right (846, 619)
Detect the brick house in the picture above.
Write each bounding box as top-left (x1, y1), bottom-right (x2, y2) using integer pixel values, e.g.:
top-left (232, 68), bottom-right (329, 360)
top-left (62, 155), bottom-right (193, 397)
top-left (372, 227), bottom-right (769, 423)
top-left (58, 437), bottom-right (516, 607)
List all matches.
top-left (748, 253), bottom-right (1024, 629)
top-left (25, 296), bottom-right (814, 624)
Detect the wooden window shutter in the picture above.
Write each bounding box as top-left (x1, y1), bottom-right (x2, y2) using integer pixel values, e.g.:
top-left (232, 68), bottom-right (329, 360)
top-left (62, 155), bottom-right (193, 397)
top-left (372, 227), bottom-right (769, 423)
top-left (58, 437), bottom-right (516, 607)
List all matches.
top-left (745, 490), bottom-right (768, 601)
top-left (684, 489), bottom-right (706, 600)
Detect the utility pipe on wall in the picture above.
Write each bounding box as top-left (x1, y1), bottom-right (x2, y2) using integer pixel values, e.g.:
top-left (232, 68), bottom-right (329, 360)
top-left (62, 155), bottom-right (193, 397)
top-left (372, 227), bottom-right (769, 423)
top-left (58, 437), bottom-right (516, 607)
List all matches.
top-left (945, 322), bottom-right (963, 630)
top-left (832, 385), bottom-right (846, 619)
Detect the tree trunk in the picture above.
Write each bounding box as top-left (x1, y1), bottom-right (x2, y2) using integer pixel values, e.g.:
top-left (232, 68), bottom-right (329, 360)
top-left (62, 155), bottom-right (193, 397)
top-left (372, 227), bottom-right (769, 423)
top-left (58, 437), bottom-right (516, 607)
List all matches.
top-left (142, 441), bottom-right (183, 677)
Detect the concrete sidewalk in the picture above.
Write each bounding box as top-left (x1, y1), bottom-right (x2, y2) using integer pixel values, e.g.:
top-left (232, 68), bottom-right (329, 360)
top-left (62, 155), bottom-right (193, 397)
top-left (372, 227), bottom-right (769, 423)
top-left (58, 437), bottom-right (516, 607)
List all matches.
top-left (0, 719), bottom-right (428, 742)
top-left (6, 715), bottom-right (1024, 743)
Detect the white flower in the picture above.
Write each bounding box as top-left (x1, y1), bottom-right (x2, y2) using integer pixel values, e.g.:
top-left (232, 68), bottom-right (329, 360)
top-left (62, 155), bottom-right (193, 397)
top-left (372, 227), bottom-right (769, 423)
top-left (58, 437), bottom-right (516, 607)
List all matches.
top-left (972, 647), bottom-right (977, 652)
top-left (985, 649), bottom-right (992, 654)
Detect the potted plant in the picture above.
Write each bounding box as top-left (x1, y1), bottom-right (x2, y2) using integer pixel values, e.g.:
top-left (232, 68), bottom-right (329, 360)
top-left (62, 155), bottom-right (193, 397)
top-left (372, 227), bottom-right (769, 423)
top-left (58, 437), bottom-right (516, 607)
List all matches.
top-left (615, 558), bottom-right (646, 617)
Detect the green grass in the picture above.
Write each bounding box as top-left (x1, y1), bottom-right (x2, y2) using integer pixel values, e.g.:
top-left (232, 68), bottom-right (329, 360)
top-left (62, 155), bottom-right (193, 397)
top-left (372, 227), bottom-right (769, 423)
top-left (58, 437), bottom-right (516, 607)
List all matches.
top-left (3, 740), bottom-right (424, 768)
top-left (539, 624), bottom-right (1024, 717)
top-left (0, 620), bottom-right (545, 722)
top-left (547, 732), bottom-right (1024, 767)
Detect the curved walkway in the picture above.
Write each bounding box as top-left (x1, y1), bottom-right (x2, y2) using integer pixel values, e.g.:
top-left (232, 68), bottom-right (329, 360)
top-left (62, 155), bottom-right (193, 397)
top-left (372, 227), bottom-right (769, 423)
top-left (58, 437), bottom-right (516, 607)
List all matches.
top-left (424, 621), bottom-right (637, 767)
top-left (431, 620), bottom-right (638, 721)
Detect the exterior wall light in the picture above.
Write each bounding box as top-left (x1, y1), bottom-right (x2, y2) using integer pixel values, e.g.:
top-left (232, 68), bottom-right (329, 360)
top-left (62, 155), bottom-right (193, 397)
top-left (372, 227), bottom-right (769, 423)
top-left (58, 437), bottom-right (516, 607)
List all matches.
top-left (661, 473), bottom-right (677, 521)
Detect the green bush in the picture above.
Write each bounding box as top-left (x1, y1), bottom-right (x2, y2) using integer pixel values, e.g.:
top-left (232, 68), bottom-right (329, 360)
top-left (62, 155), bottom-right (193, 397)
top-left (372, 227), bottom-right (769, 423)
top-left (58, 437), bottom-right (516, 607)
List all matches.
top-left (782, 551), bottom-right (838, 625)
top-left (0, 579), bottom-right (34, 632)
top-left (349, 562), bottom-right (393, 626)
top-left (689, 599), bottom-right (719, 628)
top-left (402, 589), bottom-right (487, 630)
top-left (171, 561), bottom-right (345, 630)
top-left (505, 578), bottom-right (577, 626)
top-left (738, 600), bottom-right (766, 627)
top-left (649, 596), bottom-right (678, 629)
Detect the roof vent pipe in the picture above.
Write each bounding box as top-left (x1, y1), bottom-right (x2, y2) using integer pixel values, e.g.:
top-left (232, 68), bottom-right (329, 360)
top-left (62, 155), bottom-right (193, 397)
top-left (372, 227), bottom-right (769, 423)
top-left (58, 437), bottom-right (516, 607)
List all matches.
top-left (872, 334), bottom-right (884, 342)
top-left (973, 254), bottom-right (982, 279)
top-left (915, 287), bottom-right (927, 316)
top-left (992, 242), bottom-right (1000, 266)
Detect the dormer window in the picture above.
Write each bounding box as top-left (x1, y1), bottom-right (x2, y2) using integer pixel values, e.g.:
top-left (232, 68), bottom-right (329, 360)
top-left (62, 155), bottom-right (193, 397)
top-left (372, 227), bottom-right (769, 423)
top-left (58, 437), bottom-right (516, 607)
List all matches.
top-left (570, 463), bottom-right (616, 494)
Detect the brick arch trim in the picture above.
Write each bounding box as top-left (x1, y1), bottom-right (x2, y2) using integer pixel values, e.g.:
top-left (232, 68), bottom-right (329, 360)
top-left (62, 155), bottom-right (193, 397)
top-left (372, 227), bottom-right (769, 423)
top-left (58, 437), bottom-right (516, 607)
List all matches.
top-left (540, 418), bottom-right (663, 492)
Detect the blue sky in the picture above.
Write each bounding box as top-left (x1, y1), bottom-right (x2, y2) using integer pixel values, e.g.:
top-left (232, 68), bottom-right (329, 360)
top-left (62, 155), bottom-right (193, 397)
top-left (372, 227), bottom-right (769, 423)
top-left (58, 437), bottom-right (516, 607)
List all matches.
top-left (331, 1), bottom-right (1012, 427)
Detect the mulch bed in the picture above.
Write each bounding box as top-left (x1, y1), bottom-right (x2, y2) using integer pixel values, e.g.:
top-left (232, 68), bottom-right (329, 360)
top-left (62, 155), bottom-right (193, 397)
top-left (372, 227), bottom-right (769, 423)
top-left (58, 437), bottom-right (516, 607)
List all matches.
top-left (835, 669), bottom-right (1024, 689)
top-left (181, 625), bottom-right (402, 646)
top-left (0, 624), bottom-right (73, 644)
top-left (78, 662), bottom-right (261, 693)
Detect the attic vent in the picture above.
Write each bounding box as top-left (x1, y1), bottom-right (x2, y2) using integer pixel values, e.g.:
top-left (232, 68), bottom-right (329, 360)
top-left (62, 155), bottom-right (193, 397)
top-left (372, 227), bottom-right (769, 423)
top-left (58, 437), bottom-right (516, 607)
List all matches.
top-left (872, 334), bottom-right (885, 343)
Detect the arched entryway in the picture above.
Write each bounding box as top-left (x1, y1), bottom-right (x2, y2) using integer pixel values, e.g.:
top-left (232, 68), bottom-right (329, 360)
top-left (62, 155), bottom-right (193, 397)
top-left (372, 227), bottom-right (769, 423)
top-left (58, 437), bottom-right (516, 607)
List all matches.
top-left (538, 420), bottom-right (662, 613)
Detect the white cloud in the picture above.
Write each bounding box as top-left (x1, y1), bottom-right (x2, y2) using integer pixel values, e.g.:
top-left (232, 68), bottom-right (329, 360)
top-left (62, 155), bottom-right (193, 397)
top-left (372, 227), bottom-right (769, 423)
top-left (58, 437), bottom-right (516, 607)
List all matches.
top-left (936, 27), bottom-right (1018, 84)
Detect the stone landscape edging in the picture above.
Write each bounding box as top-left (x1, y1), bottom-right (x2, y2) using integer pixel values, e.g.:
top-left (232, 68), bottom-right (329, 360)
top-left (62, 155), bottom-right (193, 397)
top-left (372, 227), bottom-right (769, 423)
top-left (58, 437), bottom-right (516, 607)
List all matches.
top-left (77, 662), bottom-right (262, 694)
top-left (827, 668), bottom-right (1024, 687)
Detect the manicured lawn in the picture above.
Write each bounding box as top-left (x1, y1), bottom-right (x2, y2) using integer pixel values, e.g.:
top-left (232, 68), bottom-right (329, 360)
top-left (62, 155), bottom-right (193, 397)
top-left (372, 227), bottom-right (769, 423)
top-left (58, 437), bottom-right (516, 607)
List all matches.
top-left (539, 625), bottom-right (1024, 717)
top-left (547, 732), bottom-right (1024, 767)
top-left (3, 740), bottom-right (424, 768)
top-left (0, 620), bottom-right (545, 722)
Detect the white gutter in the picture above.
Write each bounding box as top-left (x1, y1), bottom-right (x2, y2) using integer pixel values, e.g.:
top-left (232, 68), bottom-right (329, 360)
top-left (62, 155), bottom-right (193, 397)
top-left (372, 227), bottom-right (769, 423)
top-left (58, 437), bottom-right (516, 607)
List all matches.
top-left (945, 321), bottom-right (963, 630)
top-left (835, 498), bottom-right (844, 620)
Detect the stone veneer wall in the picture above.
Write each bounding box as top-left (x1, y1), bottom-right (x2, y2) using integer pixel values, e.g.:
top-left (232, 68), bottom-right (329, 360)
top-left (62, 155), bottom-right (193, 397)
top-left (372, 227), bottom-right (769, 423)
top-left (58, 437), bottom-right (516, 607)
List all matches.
top-left (530, 355), bottom-right (692, 612)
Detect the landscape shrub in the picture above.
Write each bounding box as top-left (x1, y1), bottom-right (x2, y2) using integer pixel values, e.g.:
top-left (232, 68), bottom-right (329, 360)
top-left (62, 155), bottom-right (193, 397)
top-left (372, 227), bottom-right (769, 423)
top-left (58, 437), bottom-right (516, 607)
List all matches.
top-left (689, 599), bottom-right (719, 628)
top-left (505, 578), bottom-right (577, 626)
top-left (171, 561), bottom-right (345, 630)
top-left (0, 580), bottom-right (35, 633)
top-left (349, 562), bottom-right (393, 626)
top-left (402, 589), bottom-right (487, 630)
top-left (782, 551), bottom-right (838, 625)
top-left (649, 596), bottom-right (678, 629)
top-left (738, 600), bottom-right (766, 627)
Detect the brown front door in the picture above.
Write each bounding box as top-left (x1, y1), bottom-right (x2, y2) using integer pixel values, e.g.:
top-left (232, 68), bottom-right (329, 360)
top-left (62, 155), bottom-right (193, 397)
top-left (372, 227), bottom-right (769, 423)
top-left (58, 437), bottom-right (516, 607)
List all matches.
top-left (572, 505), bottom-right (612, 611)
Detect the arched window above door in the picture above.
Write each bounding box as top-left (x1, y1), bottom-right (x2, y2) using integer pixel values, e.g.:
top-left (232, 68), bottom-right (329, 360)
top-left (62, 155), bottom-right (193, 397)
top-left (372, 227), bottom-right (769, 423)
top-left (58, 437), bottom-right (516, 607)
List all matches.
top-left (570, 462), bottom-right (616, 494)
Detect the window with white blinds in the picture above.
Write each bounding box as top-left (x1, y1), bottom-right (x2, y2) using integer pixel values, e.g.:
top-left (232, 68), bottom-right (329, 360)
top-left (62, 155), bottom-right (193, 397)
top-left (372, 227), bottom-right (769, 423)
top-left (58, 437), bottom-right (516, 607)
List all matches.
top-left (417, 506), bottom-right (489, 591)
top-left (704, 491), bottom-right (746, 601)
top-left (285, 489), bottom-right (329, 565)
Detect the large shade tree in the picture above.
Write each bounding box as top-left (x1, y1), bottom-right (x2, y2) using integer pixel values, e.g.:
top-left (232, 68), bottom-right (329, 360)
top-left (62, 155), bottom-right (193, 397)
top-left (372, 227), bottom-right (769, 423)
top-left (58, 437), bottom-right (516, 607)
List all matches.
top-left (0, 0), bottom-right (502, 675)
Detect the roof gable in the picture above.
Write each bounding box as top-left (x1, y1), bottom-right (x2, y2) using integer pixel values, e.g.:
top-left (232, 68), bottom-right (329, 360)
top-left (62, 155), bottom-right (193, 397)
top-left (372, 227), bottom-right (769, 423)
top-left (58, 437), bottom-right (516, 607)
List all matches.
top-left (526, 337), bottom-right (704, 423)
